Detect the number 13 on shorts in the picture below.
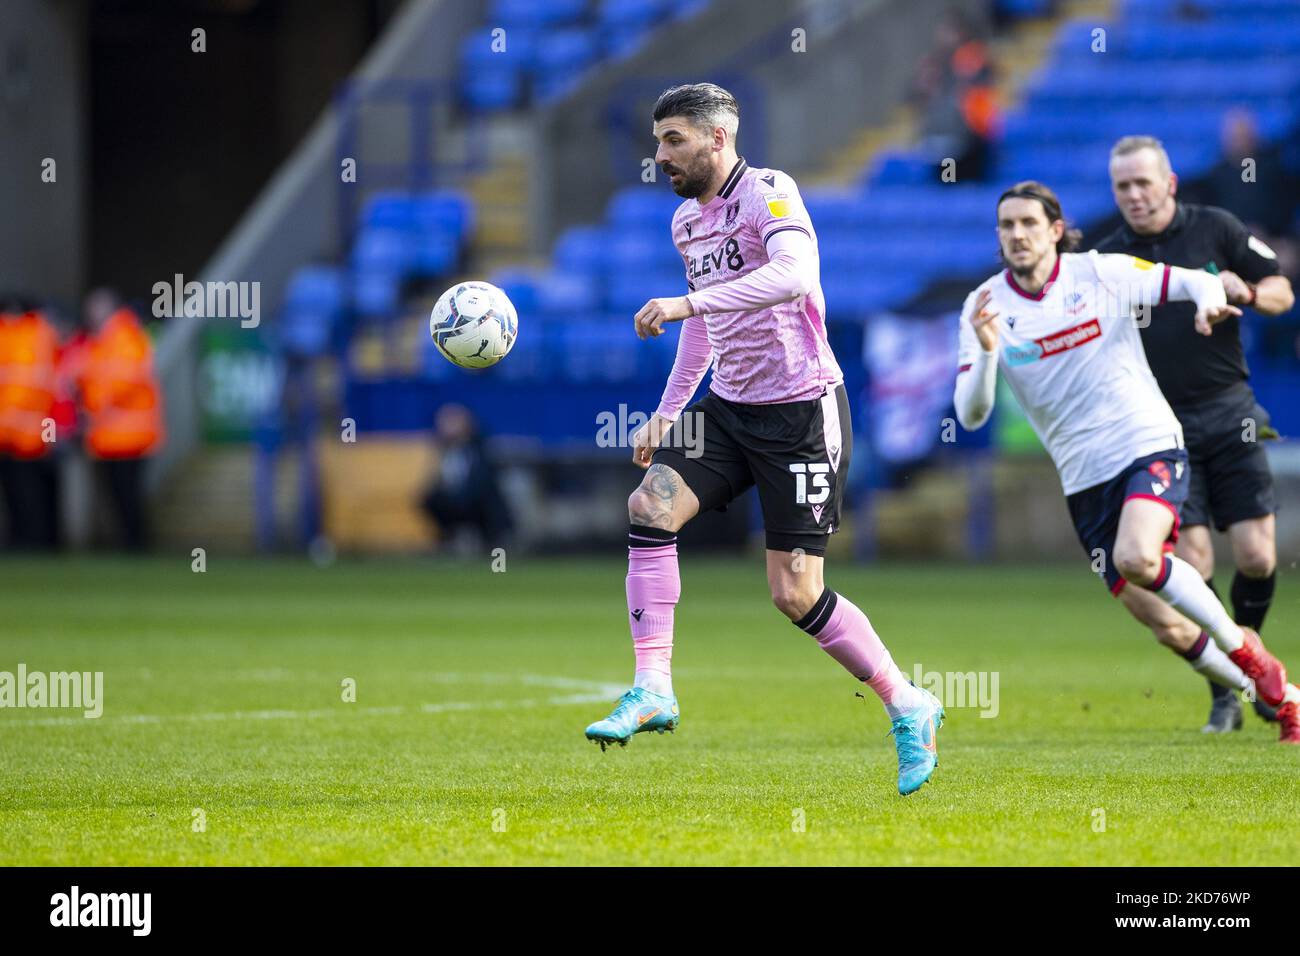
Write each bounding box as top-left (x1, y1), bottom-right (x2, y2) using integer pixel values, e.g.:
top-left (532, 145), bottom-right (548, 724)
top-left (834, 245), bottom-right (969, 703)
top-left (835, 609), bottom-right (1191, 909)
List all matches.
top-left (788, 462), bottom-right (831, 504)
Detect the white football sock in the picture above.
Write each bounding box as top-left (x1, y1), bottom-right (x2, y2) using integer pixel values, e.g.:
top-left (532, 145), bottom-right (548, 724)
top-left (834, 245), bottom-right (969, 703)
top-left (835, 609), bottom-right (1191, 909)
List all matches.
top-left (633, 670), bottom-right (673, 698)
top-left (1150, 556), bottom-right (1244, 653)
top-left (1186, 637), bottom-right (1250, 690)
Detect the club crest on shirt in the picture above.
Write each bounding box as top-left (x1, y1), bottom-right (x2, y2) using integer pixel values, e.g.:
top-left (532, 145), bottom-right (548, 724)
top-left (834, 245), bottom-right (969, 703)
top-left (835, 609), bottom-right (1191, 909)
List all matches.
top-left (724, 200), bottom-right (740, 227)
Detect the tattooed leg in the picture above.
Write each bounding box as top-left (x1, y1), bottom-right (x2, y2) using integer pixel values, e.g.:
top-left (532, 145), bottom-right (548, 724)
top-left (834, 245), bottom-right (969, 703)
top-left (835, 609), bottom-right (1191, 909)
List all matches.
top-left (627, 463), bottom-right (699, 531)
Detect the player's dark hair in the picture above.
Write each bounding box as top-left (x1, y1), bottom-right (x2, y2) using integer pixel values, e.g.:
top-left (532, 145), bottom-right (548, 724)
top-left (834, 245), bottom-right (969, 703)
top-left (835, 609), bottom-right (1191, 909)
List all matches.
top-left (996, 180), bottom-right (1083, 254)
top-left (653, 83), bottom-right (740, 140)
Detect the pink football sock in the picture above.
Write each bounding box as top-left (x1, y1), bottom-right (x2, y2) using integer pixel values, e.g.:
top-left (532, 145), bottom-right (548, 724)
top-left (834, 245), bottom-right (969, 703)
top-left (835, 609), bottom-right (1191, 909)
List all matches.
top-left (627, 525), bottom-right (680, 696)
top-left (794, 589), bottom-right (924, 717)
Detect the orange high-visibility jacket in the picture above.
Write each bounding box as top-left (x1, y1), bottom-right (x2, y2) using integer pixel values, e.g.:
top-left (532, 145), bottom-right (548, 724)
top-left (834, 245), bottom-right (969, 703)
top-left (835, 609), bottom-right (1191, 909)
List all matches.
top-left (80, 308), bottom-right (164, 459)
top-left (0, 311), bottom-right (59, 459)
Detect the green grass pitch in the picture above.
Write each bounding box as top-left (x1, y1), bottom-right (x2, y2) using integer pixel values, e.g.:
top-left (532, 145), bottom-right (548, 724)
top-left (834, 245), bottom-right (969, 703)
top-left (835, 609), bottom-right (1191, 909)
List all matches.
top-left (1, 555), bottom-right (1297, 866)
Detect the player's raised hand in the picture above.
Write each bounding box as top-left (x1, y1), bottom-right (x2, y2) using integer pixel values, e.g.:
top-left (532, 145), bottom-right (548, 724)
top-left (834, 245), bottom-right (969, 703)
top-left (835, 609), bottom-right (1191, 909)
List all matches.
top-left (1194, 302), bottom-right (1242, 336)
top-left (970, 288), bottom-right (1001, 351)
top-left (634, 296), bottom-right (694, 339)
top-left (631, 412), bottom-right (672, 468)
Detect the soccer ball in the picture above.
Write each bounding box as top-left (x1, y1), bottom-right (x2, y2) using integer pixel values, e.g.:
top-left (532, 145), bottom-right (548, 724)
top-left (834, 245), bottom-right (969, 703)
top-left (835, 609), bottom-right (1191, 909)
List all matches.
top-left (429, 280), bottom-right (518, 369)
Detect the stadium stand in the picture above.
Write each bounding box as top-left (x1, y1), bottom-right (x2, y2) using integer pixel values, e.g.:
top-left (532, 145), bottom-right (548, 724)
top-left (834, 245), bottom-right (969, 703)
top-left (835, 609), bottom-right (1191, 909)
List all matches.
top-left (459, 0), bottom-right (714, 111)
top-left (297, 0), bottom-right (1300, 447)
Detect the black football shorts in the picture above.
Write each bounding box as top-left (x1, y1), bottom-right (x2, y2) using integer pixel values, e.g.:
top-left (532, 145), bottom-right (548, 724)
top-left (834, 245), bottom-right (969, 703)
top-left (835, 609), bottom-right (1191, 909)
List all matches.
top-left (652, 384), bottom-right (851, 555)
top-left (1174, 382), bottom-right (1277, 531)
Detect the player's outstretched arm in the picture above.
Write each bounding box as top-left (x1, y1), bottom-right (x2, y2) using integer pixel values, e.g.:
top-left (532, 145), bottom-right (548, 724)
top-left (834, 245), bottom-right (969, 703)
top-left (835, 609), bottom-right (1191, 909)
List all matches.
top-left (1165, 266), bottom-right (1243, 336)
top-left (954, 288), bottom-right (999, 430)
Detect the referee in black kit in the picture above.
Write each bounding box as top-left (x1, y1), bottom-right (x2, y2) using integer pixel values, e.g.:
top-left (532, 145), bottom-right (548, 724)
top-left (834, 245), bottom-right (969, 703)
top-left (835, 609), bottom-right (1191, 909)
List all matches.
top-left (1094, 135), bottom-right (1295, 733)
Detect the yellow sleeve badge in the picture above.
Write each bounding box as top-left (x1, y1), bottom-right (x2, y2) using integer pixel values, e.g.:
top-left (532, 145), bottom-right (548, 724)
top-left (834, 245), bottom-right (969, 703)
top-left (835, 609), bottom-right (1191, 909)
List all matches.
top-left (765, 193), bottom-right (789, 218)
top-left (1131, 256), bottom-right (1155, 270)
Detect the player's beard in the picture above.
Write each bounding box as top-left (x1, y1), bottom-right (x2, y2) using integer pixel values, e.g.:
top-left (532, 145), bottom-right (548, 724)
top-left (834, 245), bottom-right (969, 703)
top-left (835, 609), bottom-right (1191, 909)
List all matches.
top-left (662, 145), bottom-right (713, 199)
top-left (1005, 244), bottom-right (1044, 278)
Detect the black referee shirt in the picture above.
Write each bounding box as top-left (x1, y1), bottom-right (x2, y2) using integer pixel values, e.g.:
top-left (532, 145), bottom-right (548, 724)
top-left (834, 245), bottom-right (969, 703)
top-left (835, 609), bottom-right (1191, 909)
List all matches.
top-left (1092, 202), bottom-right (1282, 408)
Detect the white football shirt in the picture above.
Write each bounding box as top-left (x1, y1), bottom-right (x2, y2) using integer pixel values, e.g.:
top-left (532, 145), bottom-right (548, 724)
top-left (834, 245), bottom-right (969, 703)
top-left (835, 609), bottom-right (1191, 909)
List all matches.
top-left (957, 250), bottom-right (1184, 495)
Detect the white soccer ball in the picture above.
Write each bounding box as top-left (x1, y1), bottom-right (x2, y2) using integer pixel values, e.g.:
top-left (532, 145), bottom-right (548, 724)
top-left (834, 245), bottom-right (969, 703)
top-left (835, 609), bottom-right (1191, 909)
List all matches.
top-left (429, 280), bottom-right (518, 369)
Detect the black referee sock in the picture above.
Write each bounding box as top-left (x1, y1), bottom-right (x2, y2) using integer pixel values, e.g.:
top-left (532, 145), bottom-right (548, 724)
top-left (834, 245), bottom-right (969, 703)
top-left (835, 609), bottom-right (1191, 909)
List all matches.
top-left (1231, 570), bottom-right (1276, 632)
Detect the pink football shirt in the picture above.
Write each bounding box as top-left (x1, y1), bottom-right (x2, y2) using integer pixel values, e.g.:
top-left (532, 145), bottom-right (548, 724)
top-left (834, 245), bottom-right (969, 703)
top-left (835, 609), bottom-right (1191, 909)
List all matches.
top-left (661, 158), bottom-right (842, 413)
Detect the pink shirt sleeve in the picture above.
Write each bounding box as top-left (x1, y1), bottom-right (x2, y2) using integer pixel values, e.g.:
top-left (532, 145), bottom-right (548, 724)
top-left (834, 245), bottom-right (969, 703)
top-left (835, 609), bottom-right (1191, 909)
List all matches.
top-left (683, 229), bottom-right (817, 316)
top-left (655, 314), bottom-right (711, 421)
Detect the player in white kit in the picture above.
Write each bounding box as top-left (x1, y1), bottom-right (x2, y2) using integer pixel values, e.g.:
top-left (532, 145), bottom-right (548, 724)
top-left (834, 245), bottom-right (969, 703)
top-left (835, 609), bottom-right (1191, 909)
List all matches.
top-left (954, 181), bottom-right (1299, 743)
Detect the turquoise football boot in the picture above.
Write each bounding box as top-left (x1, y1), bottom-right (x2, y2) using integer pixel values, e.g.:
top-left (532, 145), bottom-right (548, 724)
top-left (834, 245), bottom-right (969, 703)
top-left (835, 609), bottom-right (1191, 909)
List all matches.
top-left (888, 688), bottom-right (945, 795)
top-left (584, 687), bottom-right (679, 751)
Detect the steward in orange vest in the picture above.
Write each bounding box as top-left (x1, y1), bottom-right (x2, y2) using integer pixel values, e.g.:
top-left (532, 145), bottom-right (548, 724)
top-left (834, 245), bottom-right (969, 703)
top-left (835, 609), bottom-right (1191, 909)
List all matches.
top-left (80, 307), bottom-right (164, 460)
top-left (0, 309), bottom-right (59, 460)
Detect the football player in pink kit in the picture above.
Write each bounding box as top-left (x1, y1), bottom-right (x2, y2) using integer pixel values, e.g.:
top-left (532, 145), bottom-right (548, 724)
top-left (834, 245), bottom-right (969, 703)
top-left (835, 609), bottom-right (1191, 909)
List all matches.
top-left (582, 84), bottom-right (946, 794)
top-left (954, 181), bottom-right (1300, 743)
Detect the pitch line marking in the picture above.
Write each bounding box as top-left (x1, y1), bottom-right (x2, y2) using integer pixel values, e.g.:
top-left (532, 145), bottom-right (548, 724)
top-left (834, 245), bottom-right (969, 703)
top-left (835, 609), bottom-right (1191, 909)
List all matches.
top-left (0, 674), bottom-right (626, 728)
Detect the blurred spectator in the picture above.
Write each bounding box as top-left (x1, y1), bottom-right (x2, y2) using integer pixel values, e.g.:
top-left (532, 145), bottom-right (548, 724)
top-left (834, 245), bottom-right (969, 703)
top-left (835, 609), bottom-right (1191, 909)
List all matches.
top-left (0, 296), bottom-right (61, 550)
top-left (1202, 109), bottom-right (1300, 280)
top-left (1204, 109), bottom-right (1299, 235)
top-left (912, 14), bottom-right (999, 182)
top-left (78, 290), bottom-right (165, 551)
top-left (419, 403), bottom-right (512, 552)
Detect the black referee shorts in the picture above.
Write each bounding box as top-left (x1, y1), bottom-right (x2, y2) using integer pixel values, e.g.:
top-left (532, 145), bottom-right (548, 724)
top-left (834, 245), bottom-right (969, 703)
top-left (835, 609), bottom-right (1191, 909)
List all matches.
top-left (1173, 382), bottom-right (1277, 531)
top-left (652, 385), bottom-right (852, 555)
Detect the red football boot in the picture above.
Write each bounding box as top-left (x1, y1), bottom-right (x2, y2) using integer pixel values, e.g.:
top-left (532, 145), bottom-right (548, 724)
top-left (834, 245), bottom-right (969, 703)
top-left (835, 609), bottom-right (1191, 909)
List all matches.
top-left (1278, 701), bottom-right (1300, 745)
top-left (1228, 628), bottom-right (1288, 708)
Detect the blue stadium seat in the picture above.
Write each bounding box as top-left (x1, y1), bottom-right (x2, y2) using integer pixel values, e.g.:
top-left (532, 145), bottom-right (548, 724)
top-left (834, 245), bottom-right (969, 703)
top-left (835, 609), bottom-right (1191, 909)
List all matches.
top-left (351, 227), bottom-right (413, 274)
top-left (603, 24), bottom-right (653, 59)
top-left (608, 232), bottom-right (680, 272)
top-left (553, 225), bottom-right (613, 278)
top-left (669, 0), bottom-right (712, 19)
top-left (598, 0), bottom-right (667, 28)
top-left (352, 272), bottom-right (401, 318)
top-left (285, 265), bottom-right (347, 317)
top-left (537, 269), bottom-right (601, 316)
top-left (533, 27), bottom-right (600, 76)
top-left (489, 0), bottom-right (587, 30)
top-left (489, 269), bottom-right (542, 317)
top-left (461, 68), bottom-right (523, 111)
top-left (412, 191), bottom-right (473, 238)
top-left (607, 187), bottom-right (680, 227)
top-left (605, 269), bottom-right (685, 312)
top-left (411, 234), bottom-right (459, 277)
